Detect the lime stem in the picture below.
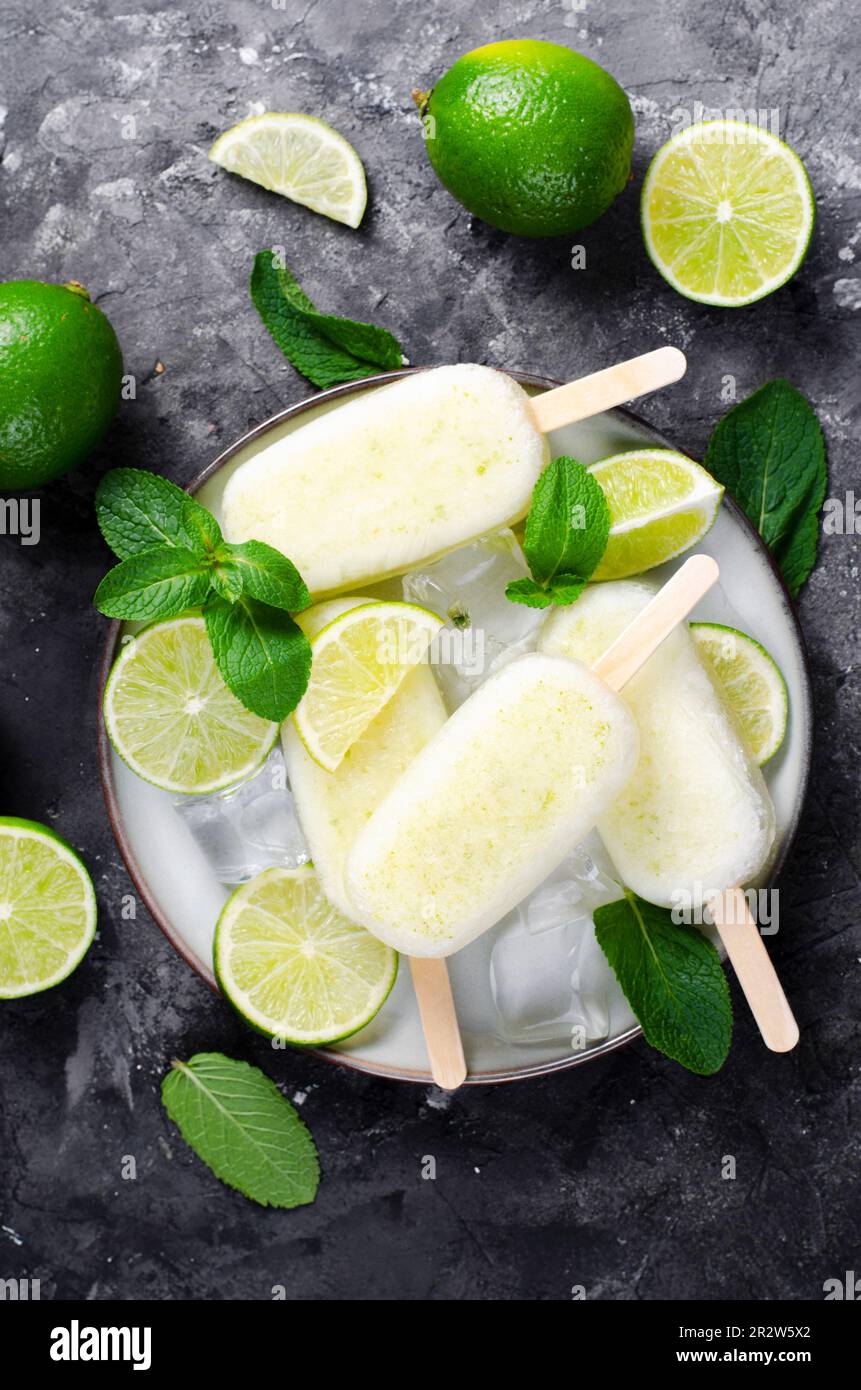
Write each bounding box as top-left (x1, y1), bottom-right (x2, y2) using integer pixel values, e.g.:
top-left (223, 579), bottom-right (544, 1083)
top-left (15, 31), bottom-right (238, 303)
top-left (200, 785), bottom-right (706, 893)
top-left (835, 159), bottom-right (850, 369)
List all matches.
top-left (63, 280), bottom-right (91, 301)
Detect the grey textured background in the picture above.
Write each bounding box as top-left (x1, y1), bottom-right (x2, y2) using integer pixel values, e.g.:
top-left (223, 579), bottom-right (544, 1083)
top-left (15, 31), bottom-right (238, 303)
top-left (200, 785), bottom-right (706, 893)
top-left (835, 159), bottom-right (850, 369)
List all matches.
top-left (1, 0), bottom-right (859, 1302)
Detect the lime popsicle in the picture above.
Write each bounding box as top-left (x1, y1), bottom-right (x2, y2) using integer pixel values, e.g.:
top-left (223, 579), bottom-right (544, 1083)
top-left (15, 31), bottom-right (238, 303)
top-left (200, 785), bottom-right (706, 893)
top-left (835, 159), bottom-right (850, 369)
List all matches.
top-left (539, 580), bottom-right (776, 907)
top-left (345, 654), bottom-right (639, 956)
top-left (221, 351), bottom-right (687, 598)
top-left (283, 663), bottom-right (447, 921)
top-left (223, 365), bottom-right (549, 597)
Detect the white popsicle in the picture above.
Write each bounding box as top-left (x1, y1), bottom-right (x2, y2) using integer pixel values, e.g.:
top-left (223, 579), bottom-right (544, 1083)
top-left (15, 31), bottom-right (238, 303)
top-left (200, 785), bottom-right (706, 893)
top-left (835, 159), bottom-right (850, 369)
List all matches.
top-left (223, 365), bottom-right (550, 597)
top-left (345, 654), bottom-right (639, 957)
top-left (539, 580), bottom-right (776, 907)
top-left (282, 660), bottom-right (447, 921)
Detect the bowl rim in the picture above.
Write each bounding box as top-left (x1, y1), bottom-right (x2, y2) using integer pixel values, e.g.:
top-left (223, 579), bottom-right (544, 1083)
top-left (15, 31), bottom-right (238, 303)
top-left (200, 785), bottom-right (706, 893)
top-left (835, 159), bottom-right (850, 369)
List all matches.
top-left (97, 366), bottom-right (814, 1085)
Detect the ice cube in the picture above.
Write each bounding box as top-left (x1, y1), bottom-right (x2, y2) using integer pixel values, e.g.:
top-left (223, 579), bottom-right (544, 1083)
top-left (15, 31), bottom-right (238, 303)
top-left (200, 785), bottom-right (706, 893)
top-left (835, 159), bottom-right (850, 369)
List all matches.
top-left (402, 529), bottom-right (546, 708)
top-left (173, 746), bottom-right (309, 884)
top-left (489, 838), bottom-right (624, 1047)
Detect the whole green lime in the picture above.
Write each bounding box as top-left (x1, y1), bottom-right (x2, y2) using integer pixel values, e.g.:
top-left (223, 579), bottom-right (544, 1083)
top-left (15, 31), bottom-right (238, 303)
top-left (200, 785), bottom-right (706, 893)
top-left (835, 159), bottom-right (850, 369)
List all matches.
top-left (419, 39), bottom-right (634, 237)
top-left (0, 279), bottom-right (123, 490)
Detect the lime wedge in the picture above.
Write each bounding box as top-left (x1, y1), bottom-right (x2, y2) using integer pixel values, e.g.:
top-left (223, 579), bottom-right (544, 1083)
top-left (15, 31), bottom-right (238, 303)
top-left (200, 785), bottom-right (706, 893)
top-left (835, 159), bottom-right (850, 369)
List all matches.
top-left (0, 818), bottom-right (97, 998)
top-left (215, 866), bottom-right (397, 1045)
top-left (103, 616), bottom-right (278, 794)
top-left (642, 121), bottom-right (814, 306)
top-left (209, 113), bottom-right (367, 228)
top-left (589, 449), bottom-right (723, 579)
top-left (691, 623), bottom-right (788, 764)
top-left (293, 599), bottom-right (443, 772)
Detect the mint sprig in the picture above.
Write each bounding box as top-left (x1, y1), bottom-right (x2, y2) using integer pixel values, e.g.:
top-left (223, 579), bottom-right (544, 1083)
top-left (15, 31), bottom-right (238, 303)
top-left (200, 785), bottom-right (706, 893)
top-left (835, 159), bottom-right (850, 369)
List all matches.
top-left (94, 467), bottom-right (312, 722)
top-left (704, 379), bottom-right (827, 597)
top-left (594, 892), bottom-right (733, 1075)
top-left (162, 1053), bottom-right (319, 1209)
top-left (250, 250), bottom-right (404, 389)
top-left (506, 455), bottom-right (611, 608)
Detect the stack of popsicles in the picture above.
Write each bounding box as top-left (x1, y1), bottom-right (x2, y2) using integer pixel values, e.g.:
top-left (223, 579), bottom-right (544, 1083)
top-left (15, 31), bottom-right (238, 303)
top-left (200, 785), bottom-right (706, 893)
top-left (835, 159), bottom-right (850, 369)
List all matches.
top-left (224, 350), bottom-right (796, 1085)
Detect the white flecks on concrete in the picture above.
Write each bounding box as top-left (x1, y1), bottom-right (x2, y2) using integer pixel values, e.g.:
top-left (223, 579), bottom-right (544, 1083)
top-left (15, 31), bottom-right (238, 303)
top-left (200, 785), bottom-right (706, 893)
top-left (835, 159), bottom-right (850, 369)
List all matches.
top-left (833, 278), bottom-right (861, 310)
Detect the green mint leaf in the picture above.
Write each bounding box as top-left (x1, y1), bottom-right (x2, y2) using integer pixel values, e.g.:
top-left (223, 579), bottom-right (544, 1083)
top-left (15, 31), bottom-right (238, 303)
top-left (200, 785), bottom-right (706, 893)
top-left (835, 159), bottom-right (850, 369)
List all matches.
top-left (205, 593), bottom-right (312, 721)
top-left (523, 456), bottom-right (610, 586)
top-left (505, 577), bottom-right (555, 609)
top-left (161, 1053), bottom-right (319, 1209)
top-left (250, 250), bottom-right (404, 390)
top-left (511, 456), bottom-right (611, 609)
top-left (96, 467), bottom-right (220, 560)
top-left (94, 548), bottom-right (212, 620)
top-left (544, 572), bottom-right (589, 606)
top-left (704, 380), bottom-right (827, 597)
top-left (209, 561), bottom-right (244, 603)
top-left (594, 892), bottom-right (733, 1075)
top-left (179, 496), bottom-right (222, 555)
top-left (223, 540), bottom-right (311, 612)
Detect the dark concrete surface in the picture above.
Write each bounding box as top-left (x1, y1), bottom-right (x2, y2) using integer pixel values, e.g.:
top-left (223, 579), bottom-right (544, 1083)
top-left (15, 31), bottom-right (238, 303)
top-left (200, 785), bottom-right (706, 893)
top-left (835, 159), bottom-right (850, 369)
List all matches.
top-left (0, 0), bottom-right (859, 1302)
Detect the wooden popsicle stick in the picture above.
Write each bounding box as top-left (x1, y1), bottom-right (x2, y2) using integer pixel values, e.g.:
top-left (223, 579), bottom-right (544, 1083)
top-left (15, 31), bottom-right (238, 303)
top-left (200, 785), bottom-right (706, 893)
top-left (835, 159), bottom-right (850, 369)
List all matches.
top-left (593, 553), bottom-right (720, 694)
top-left (527, 346), bottom-right (687, 435)
top-left (409, 957), bottom-right (467, 1090)
top-left (709, 889), bottom-right (799, 1052)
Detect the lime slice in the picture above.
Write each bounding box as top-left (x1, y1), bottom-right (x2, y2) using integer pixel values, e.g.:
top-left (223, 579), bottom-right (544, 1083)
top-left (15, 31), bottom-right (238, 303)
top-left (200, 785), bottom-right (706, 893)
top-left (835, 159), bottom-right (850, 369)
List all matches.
top-left (589, 449), bottom-right (723, 580)
top-left (215, 866), bottom-right (397, 1045)
top-left (691, 623), bottom-right (788, 764)
top-left (208, 113), bottom-right (367, 228)
top-left (293, 599), bottom-right (443, 772)
top-left (103, 616), bottom-right (278, 794)
top-left (0, 818), bottom-right (97, 998)
top-left (642, 120), bottom-right (814, 307)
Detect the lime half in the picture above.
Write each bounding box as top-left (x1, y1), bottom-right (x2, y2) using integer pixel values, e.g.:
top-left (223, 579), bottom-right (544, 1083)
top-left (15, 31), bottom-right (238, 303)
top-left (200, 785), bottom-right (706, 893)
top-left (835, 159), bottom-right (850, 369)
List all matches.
top-left (293, 599), bottom-right (443, 772)
top-left (691, 623), bottom-right (788, 764)
top-left (0, 818), bottom-right (97, 998)
top-left (215, 866), bottom-right (397, 1045)
top-left (103, 616), bottom-right (278, 794)
top-left (209, 113), bottom-right (367, 228)
top-left (642, 120), bottom-right (814, 306)
top-left (589, 449), bottom-right (723, 580)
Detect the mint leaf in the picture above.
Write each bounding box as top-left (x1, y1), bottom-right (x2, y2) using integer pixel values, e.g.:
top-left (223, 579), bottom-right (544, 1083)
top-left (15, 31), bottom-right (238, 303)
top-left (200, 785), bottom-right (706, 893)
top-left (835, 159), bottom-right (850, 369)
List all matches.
top-left (510, 456), bottom-right (610, 608)
top-left (179, 497), bottom-right (222, 556)
top-left (223, 540), bottom-right (311, 612)
top-left (96, 467), bottom-right (219, 560)
top-left (704, 380), bottom-right (827, 597)
top-left (594, 893), bottom-right (732, 1075)
top-left (505, 577), bottom-right (555, 609)
top-left (94, 548), bottom-right (212, 620)
top-left (209, 560), bottom-right (244, 603)
top-left (205, 594), bottom-right (312, 721)
top-left (161, 1053), bottom-right (319, 1209)
top-left (250, 250), bottom-right (404, 389)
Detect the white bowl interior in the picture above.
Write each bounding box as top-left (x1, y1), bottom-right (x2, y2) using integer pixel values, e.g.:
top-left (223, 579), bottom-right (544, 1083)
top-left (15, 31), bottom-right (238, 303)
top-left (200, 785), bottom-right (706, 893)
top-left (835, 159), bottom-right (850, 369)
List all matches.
top-left (106, 378), bottom-right (811, 1082)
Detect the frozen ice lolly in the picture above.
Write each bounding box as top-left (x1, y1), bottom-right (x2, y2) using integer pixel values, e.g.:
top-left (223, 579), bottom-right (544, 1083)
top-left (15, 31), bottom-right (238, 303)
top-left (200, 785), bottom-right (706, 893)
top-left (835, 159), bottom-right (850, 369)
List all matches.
top-left (539, 580), bottom-right (776, 907)
top-left (223, 365), bottom-right (550, 597)
top-left (282, 605), bottom-right (447, 920)
top-left (220, 349), bottom-right (688, 598)
top-left (345, 654), bottom-right (640, 957)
